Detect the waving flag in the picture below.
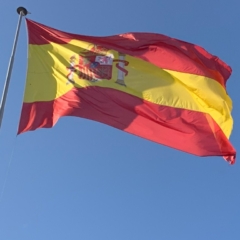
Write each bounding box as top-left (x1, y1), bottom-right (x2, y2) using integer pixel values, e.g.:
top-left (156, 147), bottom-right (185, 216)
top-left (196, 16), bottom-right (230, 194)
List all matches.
top-left (18, 19), bottom-right (236, 163)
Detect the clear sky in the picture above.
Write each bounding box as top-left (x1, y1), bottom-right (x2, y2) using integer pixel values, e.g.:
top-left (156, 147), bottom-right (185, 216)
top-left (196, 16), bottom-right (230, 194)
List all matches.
top-left (0, 0), bottom-right (239, 239)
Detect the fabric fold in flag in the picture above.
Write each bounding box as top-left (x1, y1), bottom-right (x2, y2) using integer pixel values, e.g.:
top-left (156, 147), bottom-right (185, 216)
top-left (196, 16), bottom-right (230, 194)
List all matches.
top-left (18, 18), bottom-right (236, 164)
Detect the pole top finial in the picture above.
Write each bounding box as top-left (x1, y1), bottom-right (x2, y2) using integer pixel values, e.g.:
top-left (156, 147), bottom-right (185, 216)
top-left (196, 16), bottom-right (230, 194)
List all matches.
top-left (17, 7), bottom-right (28, 16)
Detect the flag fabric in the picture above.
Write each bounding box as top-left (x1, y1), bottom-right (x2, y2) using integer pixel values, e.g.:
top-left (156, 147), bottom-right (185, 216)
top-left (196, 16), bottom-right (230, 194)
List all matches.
top-left (18, 19), bottom-right (236, 163)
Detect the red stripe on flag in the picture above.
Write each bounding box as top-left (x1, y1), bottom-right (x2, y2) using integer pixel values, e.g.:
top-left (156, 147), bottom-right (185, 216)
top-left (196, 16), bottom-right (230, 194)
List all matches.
top-left (18, 86), bottom-right (236, 163)
top-left (26, 19), bottom-right (231, 88)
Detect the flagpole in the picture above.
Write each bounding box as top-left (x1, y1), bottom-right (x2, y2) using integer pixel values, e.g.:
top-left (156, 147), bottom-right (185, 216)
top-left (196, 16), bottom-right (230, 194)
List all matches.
top-left (0, 7), bottom-right (28, 128)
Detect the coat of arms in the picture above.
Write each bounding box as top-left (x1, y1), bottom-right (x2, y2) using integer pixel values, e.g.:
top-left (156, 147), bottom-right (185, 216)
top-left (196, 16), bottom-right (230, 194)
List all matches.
top-left (66, 45), bottom-right (129, 86)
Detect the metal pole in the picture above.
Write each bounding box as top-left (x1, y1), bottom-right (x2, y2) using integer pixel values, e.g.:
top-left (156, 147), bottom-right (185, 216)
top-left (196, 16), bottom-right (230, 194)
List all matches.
top-left (0, 7), bottom-right (28, 128)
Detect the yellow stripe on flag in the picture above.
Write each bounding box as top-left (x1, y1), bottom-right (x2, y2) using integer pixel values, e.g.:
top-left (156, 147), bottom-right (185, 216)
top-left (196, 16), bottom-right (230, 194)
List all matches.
top-left (24, 41), bottom-right (232, 138)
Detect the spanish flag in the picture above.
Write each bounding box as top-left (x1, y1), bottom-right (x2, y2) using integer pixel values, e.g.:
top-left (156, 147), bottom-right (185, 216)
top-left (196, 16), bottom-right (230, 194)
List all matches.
top-left (18, 19), bottom-right (236, 163)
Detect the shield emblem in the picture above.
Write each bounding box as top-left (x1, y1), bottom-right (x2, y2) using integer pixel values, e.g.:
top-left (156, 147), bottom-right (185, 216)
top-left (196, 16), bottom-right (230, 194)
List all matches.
top-left (66, 45), bottom-right (129, 85)
top-left (78, 46), bottom-right (113, 81)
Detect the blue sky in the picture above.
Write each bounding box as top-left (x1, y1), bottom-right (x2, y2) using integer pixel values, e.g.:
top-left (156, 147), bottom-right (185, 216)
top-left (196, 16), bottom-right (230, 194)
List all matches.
top-left (0, 0), bottom-right (239, 239)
